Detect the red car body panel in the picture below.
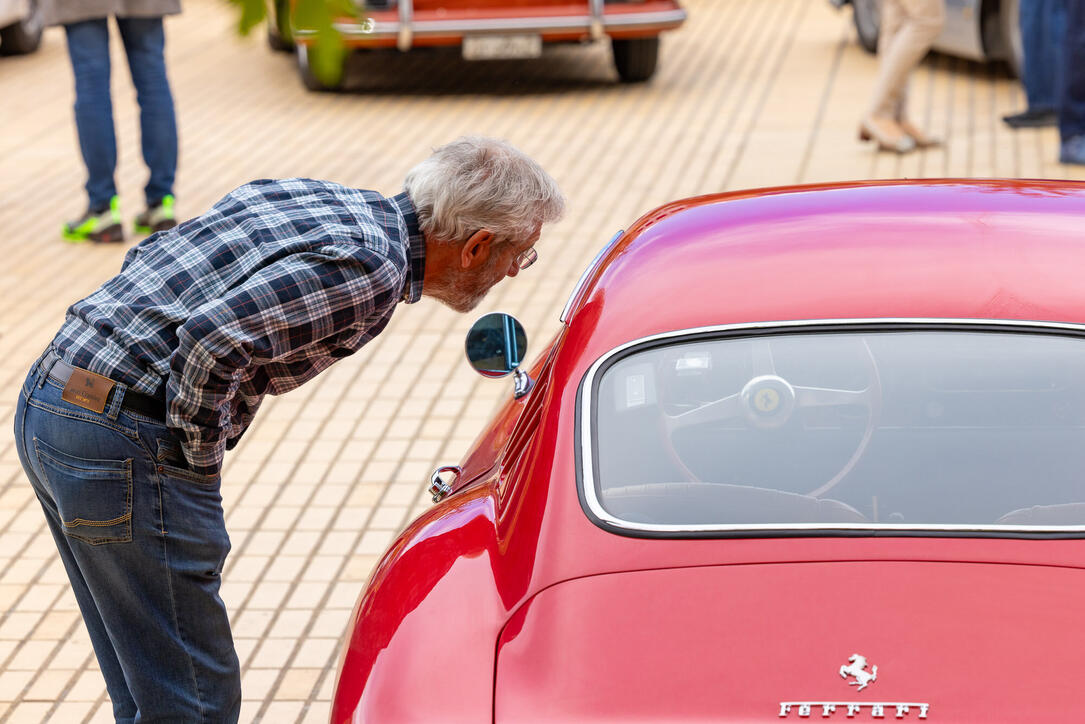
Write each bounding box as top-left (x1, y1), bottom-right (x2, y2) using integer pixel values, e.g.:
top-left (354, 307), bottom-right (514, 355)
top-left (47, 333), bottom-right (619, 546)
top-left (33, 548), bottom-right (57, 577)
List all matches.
top-left (332, 179), bottom-right (1085, 723)
top-left (495, 562), bottom-right (1085, 722)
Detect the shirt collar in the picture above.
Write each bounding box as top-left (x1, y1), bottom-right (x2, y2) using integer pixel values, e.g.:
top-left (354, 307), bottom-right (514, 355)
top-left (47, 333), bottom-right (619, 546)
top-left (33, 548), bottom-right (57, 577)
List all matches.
top-left (391, 191), bottom-right (426, 304)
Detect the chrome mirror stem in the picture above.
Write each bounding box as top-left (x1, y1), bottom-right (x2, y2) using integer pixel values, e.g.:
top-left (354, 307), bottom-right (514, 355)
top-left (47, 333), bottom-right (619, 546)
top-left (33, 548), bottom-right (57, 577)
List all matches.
top-left (513, 368), bottom-right (533, 399)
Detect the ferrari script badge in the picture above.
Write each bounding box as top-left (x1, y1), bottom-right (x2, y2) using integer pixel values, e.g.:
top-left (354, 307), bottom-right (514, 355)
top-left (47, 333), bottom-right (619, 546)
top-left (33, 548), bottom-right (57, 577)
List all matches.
top-left (839, 653), bottom-right (877, 691)
top-left (777, 654), bottom-right (930, 719)
top-left (778, 702), bottom-right (929, 719)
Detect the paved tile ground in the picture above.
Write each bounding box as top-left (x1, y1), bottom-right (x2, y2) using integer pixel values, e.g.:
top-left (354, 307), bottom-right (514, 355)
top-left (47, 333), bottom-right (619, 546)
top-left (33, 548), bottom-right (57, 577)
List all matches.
top-left (0, 1), bottom-right (1082, 721)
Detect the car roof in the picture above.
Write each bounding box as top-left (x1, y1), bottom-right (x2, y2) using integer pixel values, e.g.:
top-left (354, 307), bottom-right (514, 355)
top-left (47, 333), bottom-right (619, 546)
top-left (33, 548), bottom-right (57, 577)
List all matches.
top-left (522, 178), bottom-right (1085, 587)
top-left (563, 179), bottom-right (1085, 353)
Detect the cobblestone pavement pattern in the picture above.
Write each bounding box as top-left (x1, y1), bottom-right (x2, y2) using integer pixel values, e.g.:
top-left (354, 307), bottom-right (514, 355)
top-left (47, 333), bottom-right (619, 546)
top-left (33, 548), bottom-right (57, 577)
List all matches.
top-left (0, 0), bottom-right (1081, 721)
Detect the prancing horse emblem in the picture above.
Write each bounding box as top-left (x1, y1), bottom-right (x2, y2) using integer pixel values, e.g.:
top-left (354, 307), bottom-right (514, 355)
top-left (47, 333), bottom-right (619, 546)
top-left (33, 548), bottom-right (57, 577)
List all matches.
top-left (839, 654), bottom-right (878, 691)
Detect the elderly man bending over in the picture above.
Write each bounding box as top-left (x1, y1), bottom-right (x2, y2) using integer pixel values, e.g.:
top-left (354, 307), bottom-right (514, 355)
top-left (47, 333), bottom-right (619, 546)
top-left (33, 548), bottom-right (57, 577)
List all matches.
top-left (13, 137), bottom-right (564, 723)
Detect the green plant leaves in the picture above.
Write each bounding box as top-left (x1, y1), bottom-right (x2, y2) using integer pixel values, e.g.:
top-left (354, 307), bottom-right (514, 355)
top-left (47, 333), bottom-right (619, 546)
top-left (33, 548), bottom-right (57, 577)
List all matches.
top-left (227, 0), bottom-right (266, 35)
top-left (228, 0), bottom-right (362, 88)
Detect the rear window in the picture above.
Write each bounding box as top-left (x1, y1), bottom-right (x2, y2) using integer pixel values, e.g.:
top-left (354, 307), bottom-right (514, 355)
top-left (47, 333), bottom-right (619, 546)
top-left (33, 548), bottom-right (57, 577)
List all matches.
top-left (584, 327), bottom-right (1085, 534)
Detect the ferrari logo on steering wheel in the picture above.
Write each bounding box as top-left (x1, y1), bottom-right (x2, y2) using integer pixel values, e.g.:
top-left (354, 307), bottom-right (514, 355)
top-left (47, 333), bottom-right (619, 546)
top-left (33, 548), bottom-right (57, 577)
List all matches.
top-left (754, 387), bottom-right (781, 412)
top-left (741, 375), bottom-right (796, 429)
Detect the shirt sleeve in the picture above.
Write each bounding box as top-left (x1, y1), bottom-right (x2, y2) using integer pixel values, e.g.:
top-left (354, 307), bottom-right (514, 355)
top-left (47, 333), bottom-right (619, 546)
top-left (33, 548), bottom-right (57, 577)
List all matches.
top-left (166, 245), bottom-right (401, 473)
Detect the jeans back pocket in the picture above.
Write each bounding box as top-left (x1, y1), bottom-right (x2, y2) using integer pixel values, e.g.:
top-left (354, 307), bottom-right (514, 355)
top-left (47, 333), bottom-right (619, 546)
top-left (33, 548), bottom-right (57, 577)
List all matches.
top-left (34, 437), bottom-right (133, 545)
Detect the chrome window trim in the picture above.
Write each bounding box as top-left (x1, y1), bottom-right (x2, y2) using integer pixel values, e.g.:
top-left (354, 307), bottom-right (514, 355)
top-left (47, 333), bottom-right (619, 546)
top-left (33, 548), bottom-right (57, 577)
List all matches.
top-left (578, 318), bottom-right (1085, 536)
top-left (319, 9), bottom-right (688, 39)
top-left (560, 230), bottom-right (624, 324)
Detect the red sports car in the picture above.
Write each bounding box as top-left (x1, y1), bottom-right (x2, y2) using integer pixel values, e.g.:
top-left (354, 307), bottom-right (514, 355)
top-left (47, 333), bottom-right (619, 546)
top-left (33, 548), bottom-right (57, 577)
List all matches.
top-left (332, 179), bottom-right (1085, 722)
top-left (269, 0), bottom-right (687, 90)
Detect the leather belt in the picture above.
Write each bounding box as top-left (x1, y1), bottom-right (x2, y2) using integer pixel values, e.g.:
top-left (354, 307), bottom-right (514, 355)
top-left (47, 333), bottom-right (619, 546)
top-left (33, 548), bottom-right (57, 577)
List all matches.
top-left (43, 349), bottom-right (167, 421)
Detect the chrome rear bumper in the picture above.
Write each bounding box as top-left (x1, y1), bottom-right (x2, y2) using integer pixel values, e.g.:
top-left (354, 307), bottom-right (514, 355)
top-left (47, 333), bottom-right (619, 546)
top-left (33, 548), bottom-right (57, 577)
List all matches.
top-left (295, 2), bottom-right (687, 50)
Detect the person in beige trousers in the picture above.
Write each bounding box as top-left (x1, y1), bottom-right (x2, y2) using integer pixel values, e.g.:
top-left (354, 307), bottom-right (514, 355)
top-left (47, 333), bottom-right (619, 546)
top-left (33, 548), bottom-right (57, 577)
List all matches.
top-left (860, 0), bottom-right (946, 153)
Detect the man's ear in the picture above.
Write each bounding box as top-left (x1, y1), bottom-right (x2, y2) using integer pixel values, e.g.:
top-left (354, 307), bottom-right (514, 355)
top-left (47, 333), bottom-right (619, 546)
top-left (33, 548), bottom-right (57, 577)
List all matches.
top-left (460, 229), bottom-right (495, 269)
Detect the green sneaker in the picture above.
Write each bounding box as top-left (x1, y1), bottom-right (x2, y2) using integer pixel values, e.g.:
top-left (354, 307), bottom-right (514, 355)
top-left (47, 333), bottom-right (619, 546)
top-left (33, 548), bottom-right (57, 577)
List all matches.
top-left (62, 196), bottom-right (124, 244)
top-left (134, 195), bottom-right (177, 235)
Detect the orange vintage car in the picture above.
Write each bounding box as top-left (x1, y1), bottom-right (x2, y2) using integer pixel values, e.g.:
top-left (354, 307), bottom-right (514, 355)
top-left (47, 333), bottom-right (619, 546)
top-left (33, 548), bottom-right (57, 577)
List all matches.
top-left (267, 0), bottom-right (687, 90)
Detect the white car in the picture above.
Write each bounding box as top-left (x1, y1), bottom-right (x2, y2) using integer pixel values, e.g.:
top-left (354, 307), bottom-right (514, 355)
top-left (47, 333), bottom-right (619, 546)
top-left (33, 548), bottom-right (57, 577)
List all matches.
top-left (0, 0), bottom-right (43, 55)
top-left (836, 0), bottom-right (1022, 77)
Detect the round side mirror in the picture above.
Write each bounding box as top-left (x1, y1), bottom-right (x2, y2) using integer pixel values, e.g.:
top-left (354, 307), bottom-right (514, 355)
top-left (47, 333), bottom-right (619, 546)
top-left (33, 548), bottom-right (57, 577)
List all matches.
top-left (465, 312), bottom-right (528, 379)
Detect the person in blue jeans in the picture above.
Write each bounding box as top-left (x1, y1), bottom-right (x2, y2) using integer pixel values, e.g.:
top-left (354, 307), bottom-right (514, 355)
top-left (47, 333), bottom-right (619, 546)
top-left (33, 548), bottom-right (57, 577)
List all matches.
top-left (1003, 0), bottom-right (1066, 128)
top-left (1059, 0), bottom-right (1085, 164)
top-left (13, 138), bottom-right (565, 722)
top-left (47, 1), bottom-right (181, 243)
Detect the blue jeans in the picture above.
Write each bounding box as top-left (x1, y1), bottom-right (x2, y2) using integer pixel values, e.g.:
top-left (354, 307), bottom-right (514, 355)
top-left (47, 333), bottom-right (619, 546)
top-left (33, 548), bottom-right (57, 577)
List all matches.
top-left (65, 17), bottom-right (178, 210)
top-left (1061, 0), bottom-right (1085, 139)
top-left (1019, 0), bottom-right (1067, 112)
top-left (13, 351), bottom-right (239, 723)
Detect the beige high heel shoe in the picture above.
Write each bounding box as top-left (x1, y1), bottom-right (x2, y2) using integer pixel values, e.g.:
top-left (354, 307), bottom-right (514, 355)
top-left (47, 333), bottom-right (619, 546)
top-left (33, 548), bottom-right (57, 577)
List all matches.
top-left (898, 119), bottom-right (941, 148)
top-left (859, 116), bottom-right (917, 154)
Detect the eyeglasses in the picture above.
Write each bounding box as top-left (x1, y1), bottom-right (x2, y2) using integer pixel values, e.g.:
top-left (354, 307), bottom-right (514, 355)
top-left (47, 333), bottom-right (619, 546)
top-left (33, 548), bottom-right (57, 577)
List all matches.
top-left (514, 247), bottom-right (538, 270)
top-left (467, 229), bottom-right (539, 271)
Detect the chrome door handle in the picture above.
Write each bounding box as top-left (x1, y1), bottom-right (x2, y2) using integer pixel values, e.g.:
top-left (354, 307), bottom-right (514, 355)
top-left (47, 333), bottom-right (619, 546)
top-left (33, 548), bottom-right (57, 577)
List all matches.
top-left (429, 465), bottom-right (462, 503)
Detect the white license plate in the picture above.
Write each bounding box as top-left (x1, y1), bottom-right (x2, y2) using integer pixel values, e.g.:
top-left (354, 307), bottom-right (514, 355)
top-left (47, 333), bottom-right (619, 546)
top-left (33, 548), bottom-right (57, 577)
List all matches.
top-left (462, 34), bottom-right (543, 61)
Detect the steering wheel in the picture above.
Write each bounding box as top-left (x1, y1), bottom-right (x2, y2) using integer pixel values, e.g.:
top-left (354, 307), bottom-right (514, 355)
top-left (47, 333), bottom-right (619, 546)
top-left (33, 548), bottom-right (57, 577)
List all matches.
top-left (660, 336), bottom-right (881, 496)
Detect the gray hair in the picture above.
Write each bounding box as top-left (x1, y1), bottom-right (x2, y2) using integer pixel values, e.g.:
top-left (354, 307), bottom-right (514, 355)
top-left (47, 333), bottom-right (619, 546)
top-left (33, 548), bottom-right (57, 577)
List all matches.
top-left (404, 137), bottom-right (565, 245)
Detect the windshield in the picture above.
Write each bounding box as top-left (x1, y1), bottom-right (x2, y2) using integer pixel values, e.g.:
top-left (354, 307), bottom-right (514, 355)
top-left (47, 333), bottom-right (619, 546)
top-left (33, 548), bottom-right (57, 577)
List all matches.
top-left (587, 328), bottom-right (1085, 532)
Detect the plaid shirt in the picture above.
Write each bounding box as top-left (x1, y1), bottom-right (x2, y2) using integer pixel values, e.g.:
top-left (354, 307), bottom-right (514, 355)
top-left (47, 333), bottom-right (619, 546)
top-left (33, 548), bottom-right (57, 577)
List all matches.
top-left (53, 179), bottom-right (426, 474)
